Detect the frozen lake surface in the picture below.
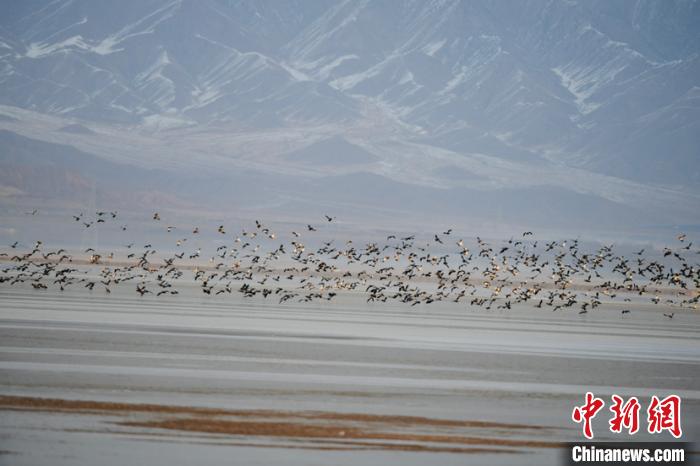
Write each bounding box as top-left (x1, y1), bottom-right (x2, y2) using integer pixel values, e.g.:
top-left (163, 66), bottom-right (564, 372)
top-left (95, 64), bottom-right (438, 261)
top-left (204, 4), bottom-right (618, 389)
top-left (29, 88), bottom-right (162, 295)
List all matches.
top-left (1, 285), bottom-right (698, 465)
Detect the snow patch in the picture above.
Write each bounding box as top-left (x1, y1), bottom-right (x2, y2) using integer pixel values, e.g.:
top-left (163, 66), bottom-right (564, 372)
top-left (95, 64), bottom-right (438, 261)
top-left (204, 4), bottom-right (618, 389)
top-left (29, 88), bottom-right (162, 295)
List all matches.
top-left (190, 87), bottom-right (222, 108)
top-left (136, 50), bottom-right (172, 87)
top-left (93, 36), bottom-right (124, 55)
top-left (315, 54), bottom-right (358, 80)
top-left (422, 39), bottom-right (446, 57)
top-left (135, 51), bottom-right (175, 108)
top-left (398, 71), bottom-right (414, 85)
top-left (26, 35), bottom-right (90, 58)
top-left (439, 66), bottom-right (467, 95)
top-left (552, 66), bottom-right (603, 115)
top-left (279, 62), bottom-right (311, 82)
top-left (94, 0), bottom-right (182, 56)
top-left (23, 4), bottom-right (184, 59)
top-left (329, 54), bottom-right (398, 91)
top-left (331, 70), bottom-right (376, 91)
top-left (142, 113), bottom-right (195, 131)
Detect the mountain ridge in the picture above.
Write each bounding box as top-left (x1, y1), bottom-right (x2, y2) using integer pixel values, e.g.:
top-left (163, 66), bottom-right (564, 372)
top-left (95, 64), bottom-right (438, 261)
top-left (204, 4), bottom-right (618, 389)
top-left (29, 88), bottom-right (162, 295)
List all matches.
top-left (0, 0), bottom-right (698, 232)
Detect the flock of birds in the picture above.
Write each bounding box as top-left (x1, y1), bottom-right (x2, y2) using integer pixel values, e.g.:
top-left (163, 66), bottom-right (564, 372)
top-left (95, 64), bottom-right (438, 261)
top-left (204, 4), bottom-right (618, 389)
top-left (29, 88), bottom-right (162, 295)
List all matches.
top-left (1, 209), bottom-right (699, 317)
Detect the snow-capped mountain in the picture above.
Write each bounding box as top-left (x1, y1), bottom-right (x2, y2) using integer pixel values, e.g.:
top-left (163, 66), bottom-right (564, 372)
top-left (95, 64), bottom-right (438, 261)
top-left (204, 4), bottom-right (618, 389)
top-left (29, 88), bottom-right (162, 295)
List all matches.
top-left (0, 0), bottom-right (698, 233)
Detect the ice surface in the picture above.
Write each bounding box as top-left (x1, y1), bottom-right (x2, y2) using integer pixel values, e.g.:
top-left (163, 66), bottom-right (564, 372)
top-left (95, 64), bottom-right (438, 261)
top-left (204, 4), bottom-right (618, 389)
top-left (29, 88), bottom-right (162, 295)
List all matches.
top-left (1, 286), bottom-right (698, 465)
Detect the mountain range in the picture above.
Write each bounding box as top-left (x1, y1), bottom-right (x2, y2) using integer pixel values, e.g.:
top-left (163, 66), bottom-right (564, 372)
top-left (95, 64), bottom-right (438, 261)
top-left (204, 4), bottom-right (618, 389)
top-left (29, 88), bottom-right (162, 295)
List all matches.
top-left (0, 0), bottom-right (698, 237)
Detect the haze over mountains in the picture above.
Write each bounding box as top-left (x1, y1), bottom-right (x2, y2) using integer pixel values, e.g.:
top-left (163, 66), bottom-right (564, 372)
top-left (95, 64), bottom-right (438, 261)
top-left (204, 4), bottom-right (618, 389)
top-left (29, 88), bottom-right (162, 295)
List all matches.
top-left (0, 0), bottom-right (699, 237)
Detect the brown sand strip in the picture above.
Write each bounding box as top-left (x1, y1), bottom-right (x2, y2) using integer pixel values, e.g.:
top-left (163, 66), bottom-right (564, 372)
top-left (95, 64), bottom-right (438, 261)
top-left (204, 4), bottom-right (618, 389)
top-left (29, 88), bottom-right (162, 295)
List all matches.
top-left (299, 411), bottom-right (545, 430)
top-left (122, 418), bottom-right (560, 449)
top-left (0, 395), bottom-right (548, 430)
top-left (0, 395), bottom-right (562, 453)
